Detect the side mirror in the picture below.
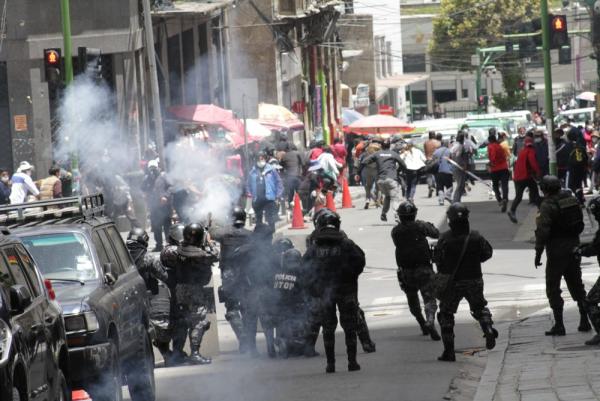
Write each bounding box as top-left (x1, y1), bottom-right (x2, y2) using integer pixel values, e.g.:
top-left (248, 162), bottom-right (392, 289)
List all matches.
top-left (9, 285), bottom-right (32, 315)
top-left (103, 263), bottom-right (119, 285)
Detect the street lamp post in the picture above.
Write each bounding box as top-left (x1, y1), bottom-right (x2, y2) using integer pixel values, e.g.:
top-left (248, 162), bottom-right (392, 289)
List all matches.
top-left (541, 0), bottom-right (557, 175)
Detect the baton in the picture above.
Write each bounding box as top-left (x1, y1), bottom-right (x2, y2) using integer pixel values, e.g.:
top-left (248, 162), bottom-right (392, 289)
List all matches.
top-left (443, 157), bottom-right (493, 190)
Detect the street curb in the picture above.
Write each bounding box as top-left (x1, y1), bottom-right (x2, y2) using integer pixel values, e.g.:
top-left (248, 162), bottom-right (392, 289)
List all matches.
top-left (473, 307), bottom-right (553, 401)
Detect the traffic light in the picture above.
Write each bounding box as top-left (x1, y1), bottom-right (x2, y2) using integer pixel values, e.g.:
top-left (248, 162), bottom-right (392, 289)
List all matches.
top-left (44, 48), bottom-right (62, 83)
top-left (549, 14), bottom-right (569, 49)
top-left (77, 47), bottom-right (103, 78)
top-left (529, 81), bottom-right (536, 91)
top-left (558, 45), bottom-right (572, 65)
top-left (478, 95), bottom-right (489, 108)
top-left (518, 80), bottom-right (526, 91)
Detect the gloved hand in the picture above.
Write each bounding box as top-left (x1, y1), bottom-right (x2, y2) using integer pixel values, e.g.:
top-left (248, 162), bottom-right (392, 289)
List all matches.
top-left (534, 248), bottom-right (543, 269)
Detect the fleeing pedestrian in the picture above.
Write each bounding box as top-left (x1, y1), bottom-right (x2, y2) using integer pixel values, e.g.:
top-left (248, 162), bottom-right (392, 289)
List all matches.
top-left (400, 140), bottom-right (426, 202)
top-left (433, 203), bottom-right (498, 362)
top-left (512, 126), bottom-right (527, 157)
top-left (449, 131), bottom-right (475, 203)
top-left (507, 137), bottom-right (541, 223)
top-left (0, 168), bottom-right (11, 205)
top-left (247, 152), bottom-right (283, 230)
top-left (358, 139), bottom-right (382, 209)
top-left (392, 201), bottom-right (441, 341)
top-left (535, 175), bottom-right (590, 336)
top-left (9, 161), bottom-right (39, 204)
top-left (280, 144), bottom-right (305, 207)
top-left (487, 129), bottom-right (509, 212)
top-left (432, 140), bottom-right (453, 206)
top-left (424, 132), bottom-right (441, 198)
top-left (38, 165), bottom-right (63, 200)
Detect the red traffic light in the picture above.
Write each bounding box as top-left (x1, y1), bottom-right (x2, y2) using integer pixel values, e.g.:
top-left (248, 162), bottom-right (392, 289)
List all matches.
top-left (45, 49), bottom-right (60, 65)
top-left (518, 80), bottom-right (526, 90)
top-left (552, 15), bottom-right (567, 32)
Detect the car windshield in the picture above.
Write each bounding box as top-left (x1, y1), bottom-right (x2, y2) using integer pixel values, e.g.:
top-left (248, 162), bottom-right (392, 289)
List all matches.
top-left (21, 233), bottom-right (98, 281)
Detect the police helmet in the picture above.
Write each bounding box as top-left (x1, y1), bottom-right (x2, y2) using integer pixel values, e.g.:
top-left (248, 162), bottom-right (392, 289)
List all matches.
top-left (127, 227), bottom-right (149, 247)
top-left (539, 175), bottom-right (561, 195)
top-left (446, 203), bottom-right (470, 222)
top-left (588, 196), bottom-right (600, 217)
top-left (183, 223), bottom-right (206, 247)
top-left (281, 248), bottom-right (302, 268)
top-left (232, 207), bottom-right (247, 227)
top-left (273, 237), bottom-right (294, 253)
top-left (312, 207), bottom-right (331, 226)
top-left (397, 201), bottom-right (418, 218)
top-left (316, 210), bottom-right (341, 231)
top-left (168, 223), bottom-right (185, 246)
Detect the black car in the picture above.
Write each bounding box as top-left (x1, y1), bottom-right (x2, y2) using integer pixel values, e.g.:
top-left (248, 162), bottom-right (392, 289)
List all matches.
top-left (0, 195), bottom-right (155, 401)
top-left (0, 226), bottom-right (70, 401)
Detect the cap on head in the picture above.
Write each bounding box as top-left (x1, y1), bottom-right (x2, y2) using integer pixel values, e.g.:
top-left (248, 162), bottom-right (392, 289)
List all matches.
top-left (232, 207), bottom-right (247, 227)
top-left (539, 175), bottom-right (561, 195)
top-left (446, 203), bottom-right (469, 222)
top-left (168, 223), bottom-right (185, 246)
top-left (183, 223), bottom-right (206, 247)
top-left (127, 227), bottom-right (149, 247)
top-left (17, 161), bottom-right (34, 173)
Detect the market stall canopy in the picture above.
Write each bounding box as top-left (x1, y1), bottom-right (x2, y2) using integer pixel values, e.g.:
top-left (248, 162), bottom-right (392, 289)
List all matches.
top-left (348, 114), bottom-right (413, 134)
top-left (576, 91), bottom-right (597, 102)
top-left (342, 108), bottom-right (365, 126)
top-left (258, 103), bottom-right (304, 130)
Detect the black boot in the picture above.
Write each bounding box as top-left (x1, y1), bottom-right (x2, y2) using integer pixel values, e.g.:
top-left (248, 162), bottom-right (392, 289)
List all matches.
top-left (438, 332), bottom-right (455, 362)
top-left (545, 308), bottom-right (566, 336)
top-left (479, 319), bottom-right (499, 350)
top-left (585, 334), bottom-right (600, 346)
top-left (345, 330), bottom-right (361, 371)
top-left (189, 340), bottom-right (212, 365)
top-left (324, 331), bottom-right (336, 373)
top-left (414, 312), bottom-right (429, 336)
top-left (578, 302), bottom-right (592, 332)
top-left (425, 310), bottom-right (441, 341)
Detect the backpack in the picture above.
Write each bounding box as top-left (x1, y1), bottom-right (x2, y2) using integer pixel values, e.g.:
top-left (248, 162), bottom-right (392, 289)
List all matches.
top-left (568, 145), bottom-right (587, 169)
top-left (555, 191), bottom-right (584, 236)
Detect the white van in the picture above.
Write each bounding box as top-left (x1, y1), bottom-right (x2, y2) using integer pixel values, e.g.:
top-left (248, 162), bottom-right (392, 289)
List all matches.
top-left (555, 108), bottom-right (596, 126)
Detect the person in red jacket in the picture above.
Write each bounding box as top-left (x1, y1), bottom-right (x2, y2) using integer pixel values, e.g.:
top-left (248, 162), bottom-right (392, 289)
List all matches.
top-left (487, 129), bottom-right (510, 212)
top-left (508, 137), bottom-right (541, 223)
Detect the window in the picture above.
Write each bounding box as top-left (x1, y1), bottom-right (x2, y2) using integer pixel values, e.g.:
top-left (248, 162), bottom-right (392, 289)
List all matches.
top-left (105, 226), bottom-right (134, 272)
top-left (92, 231), bottom-right (110, 268)
top-left (22, 232), bottom-right (98, 282)
top-left (15, 246), bottom-right (43, 297)
top-left (98, 229), bottom-right (125, 276)
top-left (403, 54), bottom-right (426, 73)
top-left (0, 250), bottom-right (15, 287)
top-left (4, 248), bottom-right (38, 297)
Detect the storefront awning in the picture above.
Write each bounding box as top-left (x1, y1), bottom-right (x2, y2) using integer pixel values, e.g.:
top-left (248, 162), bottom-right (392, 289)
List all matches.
top-left (375, 74), bottom-right (429, 101)
top-left (151, 0), bottom-right (234, 17)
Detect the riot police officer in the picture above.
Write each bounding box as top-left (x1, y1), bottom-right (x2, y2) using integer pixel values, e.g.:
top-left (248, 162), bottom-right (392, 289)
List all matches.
top-left (433, 203), bottom-right (497, 362)
top-left (304, 212), bottom-right (366, 373)
top-left (210, 207), bottom-right (252, 349)
top-left (535, 175), bottom-right (591, 336)
top-left (126, 228), bottom-right (173, 363)
top-left (304, 209), bottom-right (376, 355)
top-left (391, 201), bottom-right (440, 341)
top-left (577, 196), bottom-right (600, 345)
top-left (161, 223), bottom-right (218, 364)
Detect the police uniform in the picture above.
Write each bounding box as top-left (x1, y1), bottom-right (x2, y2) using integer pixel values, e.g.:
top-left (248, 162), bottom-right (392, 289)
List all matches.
top-left (391, 219), bottom-right (440, 338)
top-left (305, 229), bottom-right (376, 354)
top-left (210, 225), bottom-right (252, 345)
top-left (304, 228), bottom-right (365, 373)
top-left (535, 190), bottom-right (589, 335)
top-left (160, 243), bottom-right (218, 364)
top-left (433, 207), bottom-right (496, 362)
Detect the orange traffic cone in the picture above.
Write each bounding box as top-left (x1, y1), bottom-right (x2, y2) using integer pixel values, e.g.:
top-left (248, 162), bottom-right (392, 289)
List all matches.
top-left (325, 191), bottom-right (337, 212)
top-left (341, 177), bottom-right (354, 209)
top-left (289, 192), bottom-right (305, 229)
top-left (72, 390), bottom-right (93, 401)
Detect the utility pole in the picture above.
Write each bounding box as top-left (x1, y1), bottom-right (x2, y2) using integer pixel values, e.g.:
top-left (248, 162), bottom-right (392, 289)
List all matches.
top-left (141, 0), bottom-right (166, 167)
top-left (475, 48), bottom-right (482, 113)
top-left (60, 0), bottom-right (74, 85)
top-left (541, 0), bottom-right (557, 175)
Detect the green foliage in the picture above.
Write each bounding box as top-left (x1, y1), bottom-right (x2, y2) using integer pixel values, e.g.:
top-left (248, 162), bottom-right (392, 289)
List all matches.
top-left (429, 0), bottom-right (538, 71)
top-left (491, 62), bottom-right (527, 111)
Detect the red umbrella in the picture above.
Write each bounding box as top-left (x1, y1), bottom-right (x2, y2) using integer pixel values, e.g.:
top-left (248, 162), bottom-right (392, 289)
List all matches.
top-left (348, 114), bottom-right (413, 134)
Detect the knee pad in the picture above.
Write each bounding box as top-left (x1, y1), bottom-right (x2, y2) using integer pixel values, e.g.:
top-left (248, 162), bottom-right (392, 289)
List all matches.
top-left (225, 310), bottom-right (241, 322)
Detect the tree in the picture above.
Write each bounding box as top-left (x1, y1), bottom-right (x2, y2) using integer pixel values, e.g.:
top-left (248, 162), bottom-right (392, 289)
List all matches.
top-left (429, 0), bottom-right (538, 71)
top-left (491, 65), bottom-right (528, 111)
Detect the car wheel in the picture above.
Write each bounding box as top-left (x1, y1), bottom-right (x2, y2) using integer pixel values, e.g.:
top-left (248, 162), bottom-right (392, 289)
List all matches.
top-left (54, 371), bottom-right (70, 401)
top-left (89, 339), bottom-right (123, 401)
top-left (126, 332), bottom-right (155, 401)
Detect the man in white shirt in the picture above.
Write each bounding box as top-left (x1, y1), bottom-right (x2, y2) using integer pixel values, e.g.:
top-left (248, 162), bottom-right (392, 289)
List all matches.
top-left (9, 161), bottom-right (39, 204)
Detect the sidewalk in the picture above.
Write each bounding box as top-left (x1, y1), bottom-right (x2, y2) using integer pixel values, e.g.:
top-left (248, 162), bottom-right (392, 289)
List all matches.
top-left (479, 307), bottom-right (600, 401)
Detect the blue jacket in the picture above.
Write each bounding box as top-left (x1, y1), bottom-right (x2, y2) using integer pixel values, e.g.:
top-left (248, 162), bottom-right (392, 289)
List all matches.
top-left (247, 164), bottom-right (283, 202)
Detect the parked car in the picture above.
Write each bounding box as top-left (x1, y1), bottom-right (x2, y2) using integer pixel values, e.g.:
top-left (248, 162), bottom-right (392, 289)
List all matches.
top-left (0, 195), bottom-right (155, 401)
top-left (0, 225), bottom-right (70, 401)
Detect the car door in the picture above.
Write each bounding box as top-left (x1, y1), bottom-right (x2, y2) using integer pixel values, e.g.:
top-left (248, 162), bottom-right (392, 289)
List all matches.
top-left (2, 247), bottom-right (48, 401)
top-left (104, 226), bottom-right (148, 341)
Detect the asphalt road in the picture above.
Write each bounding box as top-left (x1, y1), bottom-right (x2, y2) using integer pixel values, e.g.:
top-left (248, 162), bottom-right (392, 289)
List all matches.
top-left (124, 182), bottom-right (599, 401)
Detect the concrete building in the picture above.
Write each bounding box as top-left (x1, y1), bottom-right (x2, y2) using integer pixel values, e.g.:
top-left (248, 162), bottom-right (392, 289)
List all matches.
top-left (0, 0), bottom-right (145, 176)
top-left (401, 5), bottom-right (597, 120)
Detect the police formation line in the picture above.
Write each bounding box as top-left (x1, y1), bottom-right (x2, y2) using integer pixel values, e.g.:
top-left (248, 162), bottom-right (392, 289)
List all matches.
top-left (123, 176), bottom-right (600, 373)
